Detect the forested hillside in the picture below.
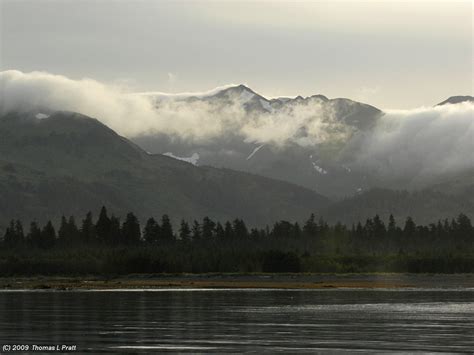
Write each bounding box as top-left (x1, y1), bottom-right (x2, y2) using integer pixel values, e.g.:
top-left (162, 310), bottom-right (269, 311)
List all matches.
top-left (0, 111), bottom-right (328, 231)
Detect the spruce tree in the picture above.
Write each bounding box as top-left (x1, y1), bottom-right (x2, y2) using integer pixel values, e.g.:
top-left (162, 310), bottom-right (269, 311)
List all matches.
top-left (224, 221), bottom-right (234, 239)
top-left (3, 220), bottom-right (25, 248)
top-left (233, 219), bottom-right (248, 239)
top-left (303, 213), bottom-right (318, 236)
top-left (403, 217), bottom-right (416, 238)
top-left (58, 216), bottom-right (68, 243)
top-left (373, 215), bottom-right (386, 237)
top-left (387, 214), bottom-right (397, 238)
top-left (201, 217), bottom-right (216, 239)
top-left (81, 212), bottom-right (96, 244)
top-left (96, 206), bottom-right (111, 244)
top-left (67, 216), bottom-right (80, 244)
top-left (109, 215), bottom-right (121, 246)
top-left (3, 220), bottom-right (16, 248)
top-left (14, 220), bottom-right (24, 244)
top-left (121, 212), bottom-right (141, 245)
top-left (160, 214), bottom-right (174, 243)
top-left (143, 217), bottom-right (159, 243)
top-left (27, 221), bottom-right (41, 247)
top-left (179, 220), bottom-right (191, 242)
top-left (40, 221), bottom-right (56, 249)
top-left (215, 222), bottom-right (225, 239)
top-left (191, 220), bottom-right (201, 241)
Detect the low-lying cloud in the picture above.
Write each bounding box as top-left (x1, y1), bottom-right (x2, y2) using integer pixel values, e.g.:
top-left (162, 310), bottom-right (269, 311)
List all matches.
top-left (0, 70), bottom-right (348, 145)
top-left (355, 104), bottom-right (474, 184)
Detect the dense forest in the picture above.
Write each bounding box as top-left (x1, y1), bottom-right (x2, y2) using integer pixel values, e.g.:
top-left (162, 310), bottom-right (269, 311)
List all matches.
top-left (1, 207), bottom-right (473, 274)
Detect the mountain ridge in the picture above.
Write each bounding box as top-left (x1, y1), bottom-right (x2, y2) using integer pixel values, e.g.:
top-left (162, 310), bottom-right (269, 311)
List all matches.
top-left (0, 110), bottom-right (330, 231)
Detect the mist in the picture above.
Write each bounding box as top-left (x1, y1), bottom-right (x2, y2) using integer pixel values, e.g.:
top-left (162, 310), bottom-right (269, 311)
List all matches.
top-left (1, 70), bottom-right (473, 182)
top-left (0, 70), bottom-right (349, 145)
top-left (354, 104), bottom-right (474, 184)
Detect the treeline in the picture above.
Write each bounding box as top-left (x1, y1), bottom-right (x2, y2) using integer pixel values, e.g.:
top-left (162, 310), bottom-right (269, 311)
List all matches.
top-left (1, 207), bottom-right (473, 274)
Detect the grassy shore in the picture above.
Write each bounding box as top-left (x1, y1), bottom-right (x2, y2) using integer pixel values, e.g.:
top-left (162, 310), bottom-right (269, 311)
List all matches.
top-left (0, 273), bottom-right (473, 290)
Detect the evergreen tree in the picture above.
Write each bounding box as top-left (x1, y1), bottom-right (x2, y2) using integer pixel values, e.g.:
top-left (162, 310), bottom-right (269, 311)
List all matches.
top-left (201, 217), bottom-right (216, 239)
top-left (233, 219), bottom-right (248, 239)
top-left (303, 213), bottom-right (318, 236)
top-left (40, 221), bottom-right (56, 249)
top-left (67, 216), bottom-right (80, 244)
top-left (388, 214), bottom-right (397, 235)
top-left (179, 220), bottom-right (191, 242)
top-left (250, 228), bottom-right (260, 239)
top-left (26, 221), bottom-right (41, 247)
top-left (4, 220), bottom-right (25, 248)
top-left (81, 212), bottom-right (96, 244)
top-left (96, 206), bottom-right (111, 244)
top-left (215, 222), bottom-right (225, 239)
top-left (273, 221), bottom-right (294, 239)
top-left (121, 212), bottom-right (141, 245)
top-left (3, 220), bottom-right (16, 248)
top-left (191, 220), bottom-right (201, 241)
top-left (224, 221), bottom-right (234, 239)
top-left (143, 217), bottom-right (160, 243)
top-left (403, 217), bottom-right (416, 238)
top-left (14, 220), bottom-right (24, 244)
top-left (160, 214), bottom-right (174, 243)
top-left (293, 222), bottom-right (302, 239)
top-left (373, 214), bottom-right (386, 237)
top-left (109, 215), bottom-right (121, 245)
top-left (58, 216), bottom-right (68, 242)
top-left (454, 213), bottom-right (473, 246)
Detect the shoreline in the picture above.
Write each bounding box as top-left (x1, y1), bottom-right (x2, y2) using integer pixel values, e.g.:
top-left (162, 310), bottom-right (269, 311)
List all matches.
top-left (0, 273), bottom-right (473, 291)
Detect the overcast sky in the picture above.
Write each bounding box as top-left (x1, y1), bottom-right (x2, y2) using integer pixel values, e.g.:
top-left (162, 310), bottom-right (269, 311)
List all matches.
top-left (0, 0), bottom-right (472, 108)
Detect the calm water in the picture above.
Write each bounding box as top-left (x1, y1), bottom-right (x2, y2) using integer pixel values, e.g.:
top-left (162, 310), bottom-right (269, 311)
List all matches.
top-left (0, 289), bottom-right (473, 353)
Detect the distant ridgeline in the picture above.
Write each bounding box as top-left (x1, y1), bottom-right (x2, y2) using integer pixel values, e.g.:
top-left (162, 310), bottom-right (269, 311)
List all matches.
top-left (1, 207), bottom-right (473, 274)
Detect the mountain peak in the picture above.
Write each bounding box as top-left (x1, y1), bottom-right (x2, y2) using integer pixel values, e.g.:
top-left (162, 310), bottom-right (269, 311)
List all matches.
top-left (213, 84), bottom-right (268, 103)
top-left (437, 95), bottom-right (474, 106)
top-left (218, 84), bottom-right (260, 96)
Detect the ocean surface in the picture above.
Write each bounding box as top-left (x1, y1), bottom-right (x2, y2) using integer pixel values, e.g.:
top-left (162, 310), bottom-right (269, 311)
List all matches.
top-left (0, 288), bottom-right (472, 353)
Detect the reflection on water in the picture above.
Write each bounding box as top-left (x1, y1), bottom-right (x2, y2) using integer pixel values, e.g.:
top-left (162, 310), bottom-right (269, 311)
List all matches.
top-left (0, 289), bottom-right (472, 353)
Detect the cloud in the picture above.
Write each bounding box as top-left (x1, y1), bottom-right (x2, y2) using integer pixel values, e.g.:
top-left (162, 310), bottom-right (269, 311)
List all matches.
top-left (0, 70), bottom-right (346, 145)
top-left (354, 103), bottom-right (474, 184)
top-left (241, 102), bottom-right (351, 147)
top-left (0, 70), bottom-right (159, 137)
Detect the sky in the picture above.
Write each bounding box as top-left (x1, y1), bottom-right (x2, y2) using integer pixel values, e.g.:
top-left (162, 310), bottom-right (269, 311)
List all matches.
top-left (0, 0), bottom-right (472, 108)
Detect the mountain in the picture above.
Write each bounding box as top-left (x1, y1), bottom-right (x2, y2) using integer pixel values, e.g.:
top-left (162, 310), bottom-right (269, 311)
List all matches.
top-left (0, 110), bottom-right (330, 232)
top-left (135, 85), bottom-right (383, 198)
top-left (135, 89), bottom-right (474, 199)
top-left (437, 96), bottom-right (474, 106)
top-left (1, 107), bottom-right (471, 233)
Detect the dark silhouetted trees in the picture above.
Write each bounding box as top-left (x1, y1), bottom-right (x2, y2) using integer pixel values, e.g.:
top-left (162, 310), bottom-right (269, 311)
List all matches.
top-left (179, 220), bottom-right (191, 242)
top-left (121, 212), bottom-right (141, 245)
top-left (144, 217), bottom-right (160, 244)
top-left (2, 209), bottom-right (473, 274)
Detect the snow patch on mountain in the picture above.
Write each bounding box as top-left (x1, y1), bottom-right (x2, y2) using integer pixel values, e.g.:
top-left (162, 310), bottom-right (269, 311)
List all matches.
top-left (163, 152), bottom-right (200, 165)
top-left (246, 144), bottom-right (265, 160)
top-left (35, 113), bottom-right (49, 120)
top-left (312, 162), bottom-right (328, 175)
